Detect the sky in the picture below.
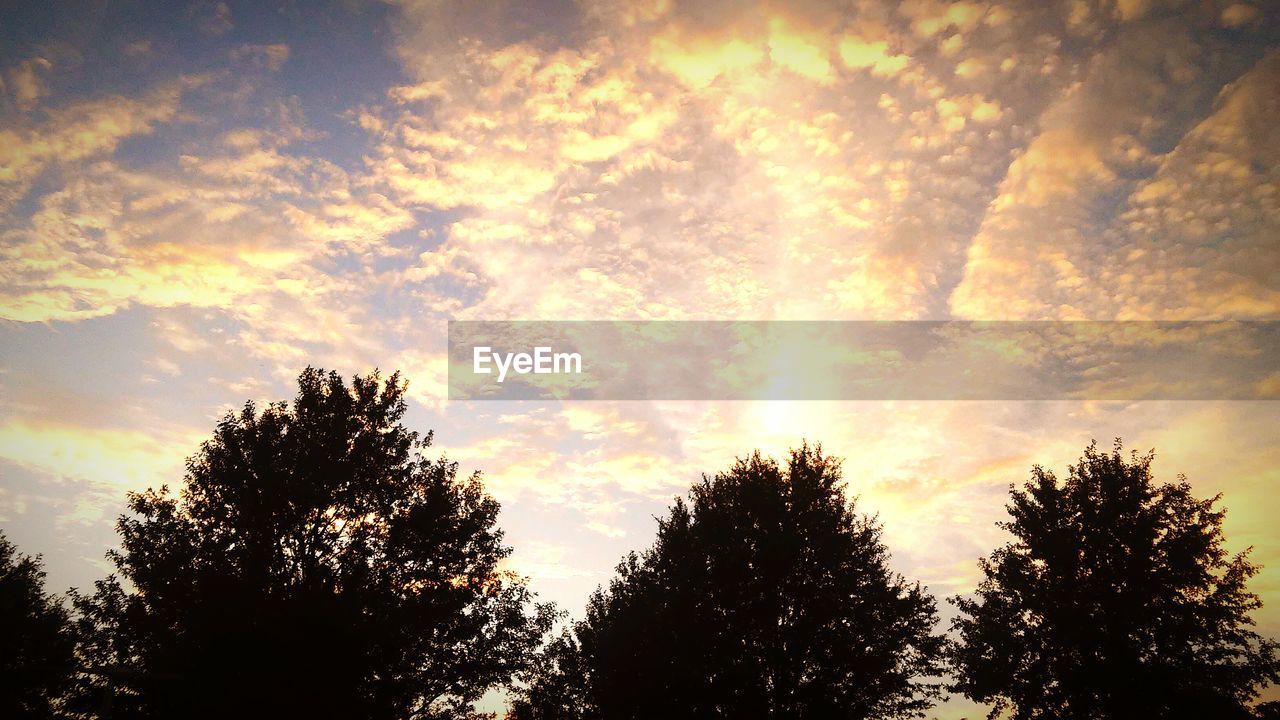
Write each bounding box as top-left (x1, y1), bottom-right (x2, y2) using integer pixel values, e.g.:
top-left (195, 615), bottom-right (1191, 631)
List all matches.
top-left (1, 0), bottom-right (1278, 716)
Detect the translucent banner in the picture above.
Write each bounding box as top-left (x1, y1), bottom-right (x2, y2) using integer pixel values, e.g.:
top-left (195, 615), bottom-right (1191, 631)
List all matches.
top-left (447, 321), bottom-right (1280, 401)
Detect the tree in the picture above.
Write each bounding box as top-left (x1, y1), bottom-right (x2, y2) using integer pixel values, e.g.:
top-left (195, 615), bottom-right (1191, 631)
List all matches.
top-left (73, 368), bottom-right (553, 719)
top-left (0, 531), bottom-right (78, 718)
top-left (512, 444), bottom-right (947, 719)
top-left (508, 629), bottom-right (592, 720)
top-left (950, 441), bottom-right (1280, 719)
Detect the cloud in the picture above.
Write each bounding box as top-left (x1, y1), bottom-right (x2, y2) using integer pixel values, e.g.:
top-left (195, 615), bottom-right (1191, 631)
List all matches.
top-left (0, 159), bottom-right (305, 322)
top-left (503, 540), bottom-right (604, 581)
top-left (0, 78), bottom-right (194, 213)
top-left (0, 82), bottom-right (419, 393)
top-left (838, 36), bottom-right (910, 77)
top-left (3, 56), bottom-right (54, 111)
top-left (1111, 50), bottom-right (1280, 318)
top-left (229, 44), bottom-right (291, 71)
top-left (13, 0), bottom-right (1270, 339)
top-left (192, 1), bottom-right (234, 37)
top-left (951, 42), bottom-right (1280, 320)
top-left (370, 0), bottom-right (1058, 322)
top-left (1220, 3), bottom-right (1259, 27)
top-left (0, 418), bottom-right (197, 495)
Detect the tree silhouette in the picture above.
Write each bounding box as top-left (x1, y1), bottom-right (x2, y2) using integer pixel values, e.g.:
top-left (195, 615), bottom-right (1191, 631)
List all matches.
top-left (512, 444), bottom-right (947, 719)
top-left (72, 368), bottom-right (552, 719)
top-left (949, 441), bottom-right (1280, 719)
top-left (0, 532), bottom-right (77, 719)
top-left (509, 629), bottom-right (592, 720)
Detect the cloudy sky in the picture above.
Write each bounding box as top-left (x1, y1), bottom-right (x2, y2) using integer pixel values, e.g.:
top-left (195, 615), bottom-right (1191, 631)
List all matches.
top-left (1, 0), bottom-right (1277, 715)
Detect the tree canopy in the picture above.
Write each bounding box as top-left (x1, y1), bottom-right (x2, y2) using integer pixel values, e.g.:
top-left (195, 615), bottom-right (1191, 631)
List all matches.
top-left (512, 444), bottom-right (947, 719)
top-left (950, 441), bottom-right (1280, 719)
top-left (72, 367), bottom-right (552, 719)
top-left (0, 532), bottom-right (77, 719)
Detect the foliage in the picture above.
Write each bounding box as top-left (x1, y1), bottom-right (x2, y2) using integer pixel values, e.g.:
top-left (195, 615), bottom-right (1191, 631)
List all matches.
top-left (72, 368), bottom-right (553, 719)
top-left (950, 441), bottom-right (1280, 719)
top-left (513, 444), bottom-right (947, 719)
top-left (0, 532), bottom-right (78, 719)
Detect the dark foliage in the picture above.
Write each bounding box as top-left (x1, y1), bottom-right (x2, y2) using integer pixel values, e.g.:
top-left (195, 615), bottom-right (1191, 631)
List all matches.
top-left (71, 368), bottom-right (553, 719)
top-left (508, 629), bottom-right (593, 720)
top-left (0, 532), bottom-right (78, 719)
top-left (950, 441), bottom-right (1280, 719)
top-left (512, 444), bottom-right (947, 719)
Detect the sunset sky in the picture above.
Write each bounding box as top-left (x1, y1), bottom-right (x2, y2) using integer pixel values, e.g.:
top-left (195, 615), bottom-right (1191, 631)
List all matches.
top-left (1, 0), bottom-right (1278, 715)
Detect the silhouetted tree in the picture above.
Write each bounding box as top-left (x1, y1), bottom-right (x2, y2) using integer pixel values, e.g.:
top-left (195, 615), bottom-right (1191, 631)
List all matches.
top-left (509, 629), bottom-right (592, 720)
top-left (512, 444), bottom-right (947, 719)
top-left (950, 441), bottom-right (1280, 719)
top-left (72, 368), bottom-right (553, 719)
top-left (0, 531), bottom-right (77, 718)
